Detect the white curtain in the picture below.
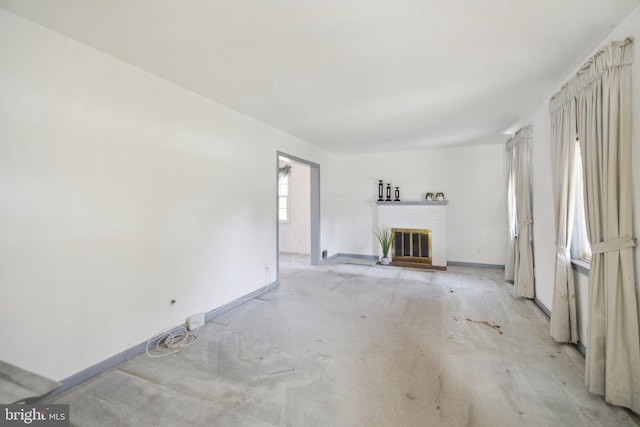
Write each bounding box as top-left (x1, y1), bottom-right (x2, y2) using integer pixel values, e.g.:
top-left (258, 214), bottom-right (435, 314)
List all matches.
top-left (580, 39), bottom-right (639, 412)
top-left (548, 97), bottom-right (578, 343)
top-left (552, 38), bottom-right (639, 412)
top-left (506, 127), bottom-right (535, 299)
top-left (505, 143), bottom-right (516, 281)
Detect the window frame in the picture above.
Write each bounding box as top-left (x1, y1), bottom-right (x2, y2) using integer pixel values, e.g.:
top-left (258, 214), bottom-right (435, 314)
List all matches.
top-left (571, 140), bottom-right (592, 263)
top-left (278, 172), bottom-right (290, 224)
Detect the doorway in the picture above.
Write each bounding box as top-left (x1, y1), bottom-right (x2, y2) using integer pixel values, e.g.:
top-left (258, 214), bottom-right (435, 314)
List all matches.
top-left (276, 152), bottom-right (320, 280)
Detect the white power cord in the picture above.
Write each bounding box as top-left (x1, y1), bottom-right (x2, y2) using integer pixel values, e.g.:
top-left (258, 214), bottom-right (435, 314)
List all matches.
top-left (144, 281), bottom-right (275, 359)
top-left (145, 326), bottom-right (199, 358)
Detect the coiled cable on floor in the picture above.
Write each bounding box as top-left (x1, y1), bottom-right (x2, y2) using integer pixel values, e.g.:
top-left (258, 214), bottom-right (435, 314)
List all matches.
top-left (145, 326), bottom-right (199, 358)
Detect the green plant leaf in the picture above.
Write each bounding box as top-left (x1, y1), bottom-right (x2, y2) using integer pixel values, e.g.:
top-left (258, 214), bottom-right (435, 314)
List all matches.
top-left (374, 225), bottom-right (394, 257)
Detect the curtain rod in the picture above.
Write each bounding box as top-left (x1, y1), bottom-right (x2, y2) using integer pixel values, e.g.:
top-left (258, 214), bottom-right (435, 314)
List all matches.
top-left (550, 37), bottom-right (634, 114)
top-left (505, 126), bottom-right (532, 150)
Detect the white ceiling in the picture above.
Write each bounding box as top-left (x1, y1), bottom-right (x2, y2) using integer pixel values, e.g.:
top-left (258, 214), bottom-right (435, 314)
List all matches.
top-left (1, 1), bottom-right (639, 154)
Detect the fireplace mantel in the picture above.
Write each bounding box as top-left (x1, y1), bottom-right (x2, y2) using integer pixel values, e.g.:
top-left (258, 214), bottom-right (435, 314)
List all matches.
top-left (376, 201), bottom-right (448, 206)
top-left (377, 202), bottom-right (447, 267)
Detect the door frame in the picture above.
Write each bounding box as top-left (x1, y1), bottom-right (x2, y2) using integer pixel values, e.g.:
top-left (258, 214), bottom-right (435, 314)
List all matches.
top-left (276, 151), bottom-right (321, 279)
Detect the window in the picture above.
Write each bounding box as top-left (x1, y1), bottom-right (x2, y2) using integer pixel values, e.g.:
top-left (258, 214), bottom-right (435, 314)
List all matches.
top-left (571, 141), bottom-right (591, 262)
top-left (506, 146), bottom-right (517, 238)
top-left (278, 169), bottom-right (289, 222)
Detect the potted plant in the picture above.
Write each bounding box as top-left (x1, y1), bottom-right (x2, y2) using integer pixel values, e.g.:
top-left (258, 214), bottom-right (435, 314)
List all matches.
top-left (374, 225), bottom-right (394, 265)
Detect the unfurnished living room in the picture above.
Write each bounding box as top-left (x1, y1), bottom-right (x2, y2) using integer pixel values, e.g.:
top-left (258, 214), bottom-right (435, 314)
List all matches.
top-left (2, 1), bottom-right (640, 426)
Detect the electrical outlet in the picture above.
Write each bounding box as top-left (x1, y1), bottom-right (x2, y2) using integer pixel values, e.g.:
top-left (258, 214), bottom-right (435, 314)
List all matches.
top-left (186, 312), bottom-right (205, 331)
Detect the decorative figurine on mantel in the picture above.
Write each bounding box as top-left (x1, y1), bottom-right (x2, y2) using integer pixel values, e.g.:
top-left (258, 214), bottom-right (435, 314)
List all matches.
top-left (377, 180), bottom-right (384, 201)
top-left (425, 192), bottom-right (434, 201)
top-left (385, 183), bottom-right (392, 201)
top-left (394, 187), bottom-right (400, 201)
top-left (435, 192), bottom-right (445, 201)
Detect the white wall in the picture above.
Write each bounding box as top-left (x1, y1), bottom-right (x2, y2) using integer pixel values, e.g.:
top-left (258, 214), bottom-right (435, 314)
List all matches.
top-left (337, 144), bottom-right (506, 265)
top-left (527, 6), bottom-right (640, 333)
top-left (0, 9), bottom-right (339, 380)
top-left (279, 160), bottom-right (311, 254)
